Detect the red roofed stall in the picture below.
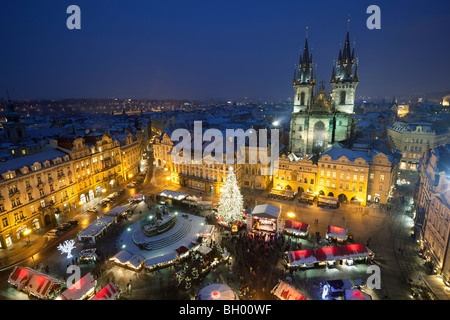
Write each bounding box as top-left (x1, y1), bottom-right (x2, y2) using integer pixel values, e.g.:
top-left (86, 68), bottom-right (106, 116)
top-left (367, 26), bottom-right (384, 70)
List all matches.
top-left (271, 280), bottom-right (308, 300)
top-left (286, 244), bottom-right (373, 268)
top-left (57, 272), bottom-right (96, 300)
top-left (90, 281), bottom-right (120, 300)
top-left (326, 225), bottom-right (348, 242)
top-left (8, 266), bottom-right (64, 299)
top-left (284, 220), bottom-right (310, 237)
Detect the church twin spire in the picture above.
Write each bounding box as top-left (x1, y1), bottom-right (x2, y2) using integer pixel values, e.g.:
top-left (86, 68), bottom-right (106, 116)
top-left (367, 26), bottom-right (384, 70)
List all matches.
top-left (331, 31), bottom-right (359, 83)
top-left (293, 27), bottom-right (316, 86)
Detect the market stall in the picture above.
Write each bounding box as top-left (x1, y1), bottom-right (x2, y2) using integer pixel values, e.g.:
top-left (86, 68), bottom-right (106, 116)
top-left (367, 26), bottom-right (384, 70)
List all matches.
top-left (8, 266), bottom-right (64, 299)
top-left (247, 204), bottom-right (283, 234)
top-left (326, 225), bottom-right (348, 242)
top-left (195, 283), bottom-right (236, 300)
top-left (298, 193), bottom-right (316, 204)
top-left (317, 196), bottom-right (340, 208)
top-left (271, 280), bottom-right (308, 300)
top-left (269, 189), bottom-right (296, 200)
top-left (156, 189), bottom-right (189, 204)
top-left (110, 250), bottom-right (146, 271)
top-left (90, 281), bottom-right (120, 300)
top-left (57, 272), bottom-right (96, 300)
top-left (104, 206), bottom-right (129, 218)
top-left (175, 245), bottom-right (190, 260)
top-left (344, 288), bottom-right (372, 300)
top-left (286, 244), bottom-right (373, 268)
top-left (145, 253), bottom-right (177, 271)
top-left (284, 220), bottom-right (310, 237)
top-left (78, 216), bottom-right (116, 244)
top-left (8, 266), bottom-right (34, 290)
top-left (25, 272), bottom-right (64, 299)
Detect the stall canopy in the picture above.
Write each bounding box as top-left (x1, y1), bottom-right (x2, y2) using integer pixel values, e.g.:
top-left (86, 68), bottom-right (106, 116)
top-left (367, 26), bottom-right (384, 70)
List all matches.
top-left (78, 216), bottom-right (116, 240)
top-left (90, 282), bottom-right (120, 300)
top-left (8, 266), bottom-right (63, 299)
top-left (196, 245), bottom-right (212, 256)
top-left (175, 246), bottom-right (190, 257)
top-left (58, 272), bottom-right (96, 300)
top-left (110, 250), bottom-right (146, 270)
top-left (198, 225), bottom-right (215, 238)
top-left (252, 204), bottom-right (281, 219)
top-left (284, 220), bottom-right (309, 236)
top-left (8, 266), bottom-right (34, 290)
top-left (195, 283), bottom-right (236, 300)
top-left (287, 244), bottom-right (372, 266)
top-left (345, 288), bottom-right (372, 300)
top-left (104, 206), bottom-right (128, 217)
top-left (272, 280), bottom-right (308, 300)
top-left (25, 273), bottom-right (64, 299)
top-left (157, 189), bottom-right (189, 201)
top-left (326, 225), bottom-right (348, 241)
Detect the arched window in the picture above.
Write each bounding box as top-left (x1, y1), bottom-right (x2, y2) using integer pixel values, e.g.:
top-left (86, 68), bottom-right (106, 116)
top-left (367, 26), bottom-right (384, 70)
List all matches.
top-left (340, 91), bottom-right (346, 105)
top-left (300, 92), bottom-right (305, 105)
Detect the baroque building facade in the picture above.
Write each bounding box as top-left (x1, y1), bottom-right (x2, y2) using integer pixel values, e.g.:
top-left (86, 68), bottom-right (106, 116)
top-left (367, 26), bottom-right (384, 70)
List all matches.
top-left (0, 132), bottom-right (143, 249)
top-left (415, 145), bottom-right (450, 280)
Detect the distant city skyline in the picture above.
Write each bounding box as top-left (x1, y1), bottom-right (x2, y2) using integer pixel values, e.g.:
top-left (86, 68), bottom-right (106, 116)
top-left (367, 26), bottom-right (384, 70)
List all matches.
top-left (1, 1), bottom-right (450, 101)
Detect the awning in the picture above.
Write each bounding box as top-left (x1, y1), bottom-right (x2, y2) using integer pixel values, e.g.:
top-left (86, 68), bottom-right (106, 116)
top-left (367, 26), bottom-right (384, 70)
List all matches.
top-left (90, 282), bottom-right (120, 300)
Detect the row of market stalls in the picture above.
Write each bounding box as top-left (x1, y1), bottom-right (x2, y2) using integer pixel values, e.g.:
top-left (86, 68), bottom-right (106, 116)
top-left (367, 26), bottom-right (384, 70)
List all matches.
top-left (8, 266), bottom-right (120, 300)
top-left (298, 193), bottom-right (340, 209)
top-left (285, 243), bottom-right (374, 269)
top-left (269, 189), bottom-right (296, 200)
top-left (157, 189), bottom-right (213, 209)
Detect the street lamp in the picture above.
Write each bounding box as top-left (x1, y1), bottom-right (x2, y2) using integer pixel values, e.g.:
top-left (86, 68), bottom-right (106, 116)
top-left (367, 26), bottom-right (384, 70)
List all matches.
top-left (24, 229), bottom-right (31, 245)
top-left (287, 212), bottom-right (295, 218)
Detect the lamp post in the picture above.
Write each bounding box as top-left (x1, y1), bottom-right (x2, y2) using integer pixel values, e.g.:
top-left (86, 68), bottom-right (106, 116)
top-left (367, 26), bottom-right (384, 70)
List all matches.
top-left (24, 229), bottom-right (31, 245)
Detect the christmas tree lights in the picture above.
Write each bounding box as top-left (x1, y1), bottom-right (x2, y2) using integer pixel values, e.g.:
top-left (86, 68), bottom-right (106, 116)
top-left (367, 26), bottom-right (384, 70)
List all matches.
top-left (216, 167), bottom-right (245, 227)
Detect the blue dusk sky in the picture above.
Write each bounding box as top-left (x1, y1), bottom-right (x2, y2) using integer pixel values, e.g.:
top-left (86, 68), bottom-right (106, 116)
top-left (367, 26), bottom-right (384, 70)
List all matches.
top-left (1, 0), bottom-right (450, 101)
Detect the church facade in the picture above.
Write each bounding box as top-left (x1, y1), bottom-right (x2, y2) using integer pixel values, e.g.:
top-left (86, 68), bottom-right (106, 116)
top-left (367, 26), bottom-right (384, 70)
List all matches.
top-left (289, 32), bottom-right (358, 156)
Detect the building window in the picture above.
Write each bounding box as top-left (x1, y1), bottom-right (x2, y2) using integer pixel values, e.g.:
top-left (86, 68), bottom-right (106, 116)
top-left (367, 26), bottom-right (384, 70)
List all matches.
top-left (340, 91), bottom-right (346, 105)
top-left (380, 175), bottom-right (385, 182)
top-left (2, 217), bottom-right (8, 228)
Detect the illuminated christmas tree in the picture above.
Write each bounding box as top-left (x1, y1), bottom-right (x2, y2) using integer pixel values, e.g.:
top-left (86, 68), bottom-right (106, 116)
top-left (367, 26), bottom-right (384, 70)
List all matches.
top-left (216, 167), bottom-right (245, 227)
